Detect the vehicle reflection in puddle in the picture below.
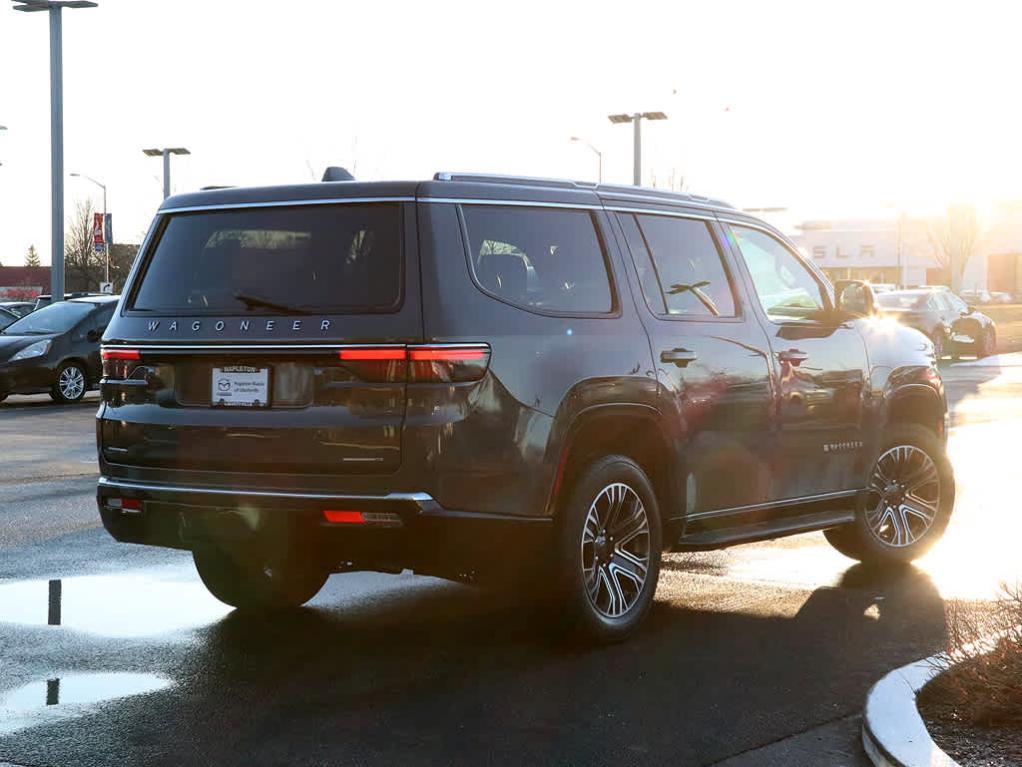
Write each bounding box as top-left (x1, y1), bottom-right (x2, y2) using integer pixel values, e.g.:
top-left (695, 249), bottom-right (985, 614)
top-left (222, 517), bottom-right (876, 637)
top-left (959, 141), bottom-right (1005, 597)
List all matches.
top-left (0, 673), bottom-right (172, 734)
top-left (0, 566), bottom-right (231, 638)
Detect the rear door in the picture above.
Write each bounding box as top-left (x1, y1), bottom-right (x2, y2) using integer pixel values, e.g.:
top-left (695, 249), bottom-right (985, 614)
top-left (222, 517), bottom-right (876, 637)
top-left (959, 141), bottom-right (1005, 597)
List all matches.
top-left (614, 210), bottom-right (777, 514)
top-left (99, 201), bottom-right (420, 479)
top-left (721, 221), bottom-right (869, 500)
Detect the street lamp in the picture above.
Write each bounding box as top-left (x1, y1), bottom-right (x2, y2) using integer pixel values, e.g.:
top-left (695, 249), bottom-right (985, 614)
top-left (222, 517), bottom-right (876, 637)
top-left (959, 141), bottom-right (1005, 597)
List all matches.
top-left (70, 172), bottom-right (109, 284)
top-left (570, 136), bottom-right (603, 183)
top-left (12, 0), bottom-right (98, 303)
top-left (143, 147), bottom-right (190, 199)
top-left (608, 111), bottom-right (667, 186)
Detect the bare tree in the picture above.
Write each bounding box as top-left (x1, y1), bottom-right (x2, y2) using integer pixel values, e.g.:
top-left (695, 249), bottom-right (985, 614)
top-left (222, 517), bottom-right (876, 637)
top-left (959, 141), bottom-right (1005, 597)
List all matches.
top-left (64, 198), bottom-right (105, 292)
top-left (927, 204), bottom-right (980, 290)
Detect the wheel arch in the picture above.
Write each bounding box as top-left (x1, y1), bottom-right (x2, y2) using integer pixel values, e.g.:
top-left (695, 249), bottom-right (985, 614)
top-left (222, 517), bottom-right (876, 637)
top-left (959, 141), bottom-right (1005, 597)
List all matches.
top-left (884, 384), bottom-right (946, 442)
top-left (546, 403), bottom-right (681, 544)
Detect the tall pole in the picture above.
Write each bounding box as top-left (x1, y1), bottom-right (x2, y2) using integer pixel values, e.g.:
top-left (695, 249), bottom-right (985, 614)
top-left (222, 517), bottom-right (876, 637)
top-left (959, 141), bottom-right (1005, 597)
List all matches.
top-left (102, 183), bottom-right (108, 283)
top-left (632, 113), bottom-right (641, 186)
top-left (162, 149), bottom-right (170, 199)
top-left (49, 5), bottom-right (64, 302)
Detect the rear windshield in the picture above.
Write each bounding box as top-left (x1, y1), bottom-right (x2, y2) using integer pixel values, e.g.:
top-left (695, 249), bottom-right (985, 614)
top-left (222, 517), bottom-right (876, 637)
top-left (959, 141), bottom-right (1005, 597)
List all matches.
top-left (130, 203), bottom-right (402, 314)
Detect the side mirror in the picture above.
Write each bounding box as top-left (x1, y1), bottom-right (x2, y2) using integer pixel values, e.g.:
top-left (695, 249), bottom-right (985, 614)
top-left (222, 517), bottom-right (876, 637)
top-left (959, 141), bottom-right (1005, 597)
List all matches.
top-left (833, 279), bottom-right (877, 317)
top-left (86, 328), bottom-right (102, 343)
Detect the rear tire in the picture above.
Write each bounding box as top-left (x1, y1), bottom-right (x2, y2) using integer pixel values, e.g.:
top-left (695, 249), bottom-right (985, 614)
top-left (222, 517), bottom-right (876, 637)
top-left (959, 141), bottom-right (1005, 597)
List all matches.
top-left (824, 424), bottom-right (954, 565)
top-left (193, 546), bottom-right (329, 609)
top-left (553, 455), bottom-right (662, 643)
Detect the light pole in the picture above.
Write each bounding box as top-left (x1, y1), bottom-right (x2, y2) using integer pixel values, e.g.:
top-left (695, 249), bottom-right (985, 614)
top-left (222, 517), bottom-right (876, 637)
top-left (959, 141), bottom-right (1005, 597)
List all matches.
top-left (608, 111), bottom-right (667, 186)
top-left (70, 172), bottom-right (108, 284)
top-left (570, 136), bottom-right (603, 182)
top-left (12, 0), bottom-right (98, 303)
top-left (143, 147), bottom-right (190, 199)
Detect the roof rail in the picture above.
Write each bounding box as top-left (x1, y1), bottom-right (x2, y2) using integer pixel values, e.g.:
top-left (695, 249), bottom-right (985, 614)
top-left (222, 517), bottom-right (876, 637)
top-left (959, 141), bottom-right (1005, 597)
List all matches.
top-left (432, 171), bottom-right (733, 210)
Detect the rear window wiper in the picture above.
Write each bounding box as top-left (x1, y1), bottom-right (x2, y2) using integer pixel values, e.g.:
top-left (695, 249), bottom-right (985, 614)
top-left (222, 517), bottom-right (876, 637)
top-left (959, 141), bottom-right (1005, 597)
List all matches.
top-left (233, 292), bottom-right (312, 315)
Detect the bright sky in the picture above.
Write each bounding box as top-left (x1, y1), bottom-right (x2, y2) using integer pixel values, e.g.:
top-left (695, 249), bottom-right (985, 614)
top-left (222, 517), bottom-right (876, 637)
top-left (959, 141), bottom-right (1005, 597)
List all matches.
top-left (1, 0), bottom-right (1020, 264)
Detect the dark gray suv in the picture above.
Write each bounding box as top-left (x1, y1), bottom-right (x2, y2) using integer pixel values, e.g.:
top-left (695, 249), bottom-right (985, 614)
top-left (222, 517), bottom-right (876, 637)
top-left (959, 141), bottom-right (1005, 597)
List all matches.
top-left (96, 173), bottom-right (954, 642)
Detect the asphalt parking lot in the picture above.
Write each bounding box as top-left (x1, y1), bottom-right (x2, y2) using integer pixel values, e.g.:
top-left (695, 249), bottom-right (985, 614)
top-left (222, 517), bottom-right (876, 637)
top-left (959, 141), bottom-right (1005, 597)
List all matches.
top-left (1, 362), bottom-right (1020, 767)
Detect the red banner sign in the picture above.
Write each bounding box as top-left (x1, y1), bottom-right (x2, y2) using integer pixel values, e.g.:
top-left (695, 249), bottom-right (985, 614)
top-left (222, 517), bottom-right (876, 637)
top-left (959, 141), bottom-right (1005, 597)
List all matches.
top-left (93, 212), bottom-right (105, 252)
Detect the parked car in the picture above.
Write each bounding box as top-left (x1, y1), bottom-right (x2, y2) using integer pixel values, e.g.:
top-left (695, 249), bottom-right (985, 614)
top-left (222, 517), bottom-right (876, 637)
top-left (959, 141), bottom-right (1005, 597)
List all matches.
top-left (96, 173), bottom-right (953, 643)
top-left (0, 295), bottom-right (119, 403)
top-left (0, 301), bottom-right (36, 318)
top-left (960, 288), bottom-right (993, 305)
top-left (877, 289), bottom-right (996, 358)
top-left (869, 282), bottom-right (899, 294)
top-left (0, 306), bottom-right (18, 333)
top-left (33, 292), bottom-right (100, 311)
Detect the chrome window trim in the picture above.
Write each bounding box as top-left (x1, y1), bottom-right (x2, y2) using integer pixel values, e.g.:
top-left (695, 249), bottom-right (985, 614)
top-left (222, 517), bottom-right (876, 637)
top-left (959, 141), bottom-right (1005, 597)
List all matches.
top-left (420, 197), bottom-right (602, 211)
top-left (102, 343), bottom-right (487, 353)
top-left (159, 196), bottom-right (415, 214)
top-left (98, 476), bottom-right (433, 504)
top-left (604, 205), bottom-right (717, 222)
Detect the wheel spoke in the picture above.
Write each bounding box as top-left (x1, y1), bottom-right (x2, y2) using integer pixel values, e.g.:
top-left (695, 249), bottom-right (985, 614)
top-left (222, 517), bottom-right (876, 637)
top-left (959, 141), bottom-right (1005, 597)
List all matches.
top-left (580, 481), bottom-right (651, 619)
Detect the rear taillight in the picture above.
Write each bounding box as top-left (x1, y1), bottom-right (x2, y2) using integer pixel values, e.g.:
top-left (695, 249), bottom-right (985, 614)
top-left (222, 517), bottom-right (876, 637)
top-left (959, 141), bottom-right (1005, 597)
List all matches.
top-left (337, 346), bottom-right (407, 383)
top-left (101, 347), bottom-right (141, 379)
top-left (336, 344), bottom-right (490, 383)
top-left (408, 345), bottom-right (490, 382)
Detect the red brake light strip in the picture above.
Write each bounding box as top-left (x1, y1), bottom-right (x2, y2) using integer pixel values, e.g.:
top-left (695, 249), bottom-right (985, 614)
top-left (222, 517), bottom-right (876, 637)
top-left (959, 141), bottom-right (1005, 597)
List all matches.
top-left (101, 348), bottom-right (141, 361)
top-left (338, 348), bottom-right (407, 361)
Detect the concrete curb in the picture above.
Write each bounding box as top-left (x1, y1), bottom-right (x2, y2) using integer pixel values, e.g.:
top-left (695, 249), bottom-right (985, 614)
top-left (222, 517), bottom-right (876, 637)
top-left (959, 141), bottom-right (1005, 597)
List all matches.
top-left (861, 654), bottom-right (959, 767)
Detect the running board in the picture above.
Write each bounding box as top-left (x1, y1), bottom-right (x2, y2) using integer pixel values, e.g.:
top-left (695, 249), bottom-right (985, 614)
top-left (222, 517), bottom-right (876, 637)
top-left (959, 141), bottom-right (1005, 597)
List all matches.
top-left (673, 509), bottom-right (855, 551)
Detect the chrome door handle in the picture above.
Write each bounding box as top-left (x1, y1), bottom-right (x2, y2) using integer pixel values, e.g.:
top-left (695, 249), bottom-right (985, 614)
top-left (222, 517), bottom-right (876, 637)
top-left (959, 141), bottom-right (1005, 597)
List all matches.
top-left (661, 349), bottom-right (698, 367)
top-left (778, 349), bottom-right (809, 366)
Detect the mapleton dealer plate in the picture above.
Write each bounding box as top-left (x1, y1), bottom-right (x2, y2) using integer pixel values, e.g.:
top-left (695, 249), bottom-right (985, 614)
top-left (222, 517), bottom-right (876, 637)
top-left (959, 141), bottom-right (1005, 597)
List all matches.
top-left (211, 366), bottom-right (269, 407)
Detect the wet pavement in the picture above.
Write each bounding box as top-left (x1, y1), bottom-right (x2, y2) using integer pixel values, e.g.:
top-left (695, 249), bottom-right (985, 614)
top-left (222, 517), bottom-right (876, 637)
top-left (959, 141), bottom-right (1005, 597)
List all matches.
top-left (0, 362), bottom-right (1018, 766)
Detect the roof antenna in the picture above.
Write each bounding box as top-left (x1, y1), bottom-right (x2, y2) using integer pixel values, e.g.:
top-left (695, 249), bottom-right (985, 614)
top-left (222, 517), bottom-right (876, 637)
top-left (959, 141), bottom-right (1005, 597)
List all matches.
top-left (322, 166), bottom-right (355, 182)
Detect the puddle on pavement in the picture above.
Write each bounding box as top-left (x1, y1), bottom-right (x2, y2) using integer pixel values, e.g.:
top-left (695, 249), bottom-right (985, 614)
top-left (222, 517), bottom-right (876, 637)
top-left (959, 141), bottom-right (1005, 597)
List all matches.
top-left (0, 672), bottom-right (172, 735)
top-left (0, 566), bottom-right (231, 638)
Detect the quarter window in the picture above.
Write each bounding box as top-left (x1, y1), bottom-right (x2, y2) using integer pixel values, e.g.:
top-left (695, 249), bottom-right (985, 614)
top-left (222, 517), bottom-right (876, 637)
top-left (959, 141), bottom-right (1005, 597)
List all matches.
top-left (461, 205), bottom-right (613, 314)
top-left (728, 225), bottom-right (828, 321)
top-left (621, 214), bottom-right (737, 317)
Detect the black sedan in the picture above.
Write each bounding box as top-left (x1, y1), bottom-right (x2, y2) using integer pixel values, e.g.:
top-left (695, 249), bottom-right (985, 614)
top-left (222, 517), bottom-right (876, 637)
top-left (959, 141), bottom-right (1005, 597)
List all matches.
top-left (876, 288), bottom-right (997, 358)
top-left (0, 295), bottom-right (118, 404)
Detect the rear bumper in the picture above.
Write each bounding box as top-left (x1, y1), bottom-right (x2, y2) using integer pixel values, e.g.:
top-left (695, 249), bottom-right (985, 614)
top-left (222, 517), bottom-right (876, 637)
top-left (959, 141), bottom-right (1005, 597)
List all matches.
top-left (97, 476), bottom-right (551, 578)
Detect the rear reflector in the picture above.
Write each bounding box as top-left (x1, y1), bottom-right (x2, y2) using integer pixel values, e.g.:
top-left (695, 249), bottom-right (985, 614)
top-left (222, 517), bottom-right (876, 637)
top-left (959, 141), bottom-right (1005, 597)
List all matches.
top-left (107, 497), bottom-right (142, 513)
top-left (323, 509), bottom-right (403, 527)
top-left (323, 510), bottom-right (365, 524)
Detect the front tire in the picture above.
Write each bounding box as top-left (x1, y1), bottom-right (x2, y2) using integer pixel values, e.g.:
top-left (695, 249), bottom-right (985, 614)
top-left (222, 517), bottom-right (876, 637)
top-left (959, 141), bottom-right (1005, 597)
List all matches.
top-left (554, 455), bottom-right (662, 643)
top-left (50, 362), bottom-right (87, 403)
top-left (824, 424), bottom-right (954, 565)
top-left (193, 546), bottom-right (329, 609)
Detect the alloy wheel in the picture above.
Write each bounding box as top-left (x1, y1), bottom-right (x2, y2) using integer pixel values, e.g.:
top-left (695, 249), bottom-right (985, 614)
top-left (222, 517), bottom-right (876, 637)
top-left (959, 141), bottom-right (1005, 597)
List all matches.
top-left (59, 366), bottom-right (85, 401)
top-left (580, 482), bottom-right (651, 618)
top-left (865, 445), bottom-right (940, 548)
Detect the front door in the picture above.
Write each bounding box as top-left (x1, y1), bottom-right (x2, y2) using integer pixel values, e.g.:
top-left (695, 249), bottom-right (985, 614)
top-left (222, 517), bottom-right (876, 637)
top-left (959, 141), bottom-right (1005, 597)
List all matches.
top-left (615, 211), bottom-right (776, 516)
top-left (722, 222), bottom-right (870, 500)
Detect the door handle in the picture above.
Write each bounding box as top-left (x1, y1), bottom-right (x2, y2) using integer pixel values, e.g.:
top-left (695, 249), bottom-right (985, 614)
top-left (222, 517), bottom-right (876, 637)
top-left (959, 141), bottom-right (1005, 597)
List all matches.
top-left (661, 349), bottom-right (698, 367)
top-left (778, 349), bottom-right (809, 366)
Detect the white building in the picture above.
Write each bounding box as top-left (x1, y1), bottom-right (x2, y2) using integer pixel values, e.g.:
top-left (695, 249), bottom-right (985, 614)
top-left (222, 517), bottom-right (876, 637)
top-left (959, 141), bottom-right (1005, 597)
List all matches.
top-left (791, 204), bottom-right (1022, 293)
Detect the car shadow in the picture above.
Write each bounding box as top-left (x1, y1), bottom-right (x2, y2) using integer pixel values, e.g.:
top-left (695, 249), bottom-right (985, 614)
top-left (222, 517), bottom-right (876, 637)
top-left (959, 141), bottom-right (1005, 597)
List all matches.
top-left (1, 562), bottom-right (942, 767)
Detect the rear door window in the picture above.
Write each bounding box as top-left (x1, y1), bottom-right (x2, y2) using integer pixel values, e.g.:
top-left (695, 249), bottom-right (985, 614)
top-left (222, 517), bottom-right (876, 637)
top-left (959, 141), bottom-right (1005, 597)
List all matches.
top-left (130, 204), bottom-right (403, 314)
top-left (461, 205), bottom-right (614, 314)
top-left (620, 213), bottom-right (737, 318)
